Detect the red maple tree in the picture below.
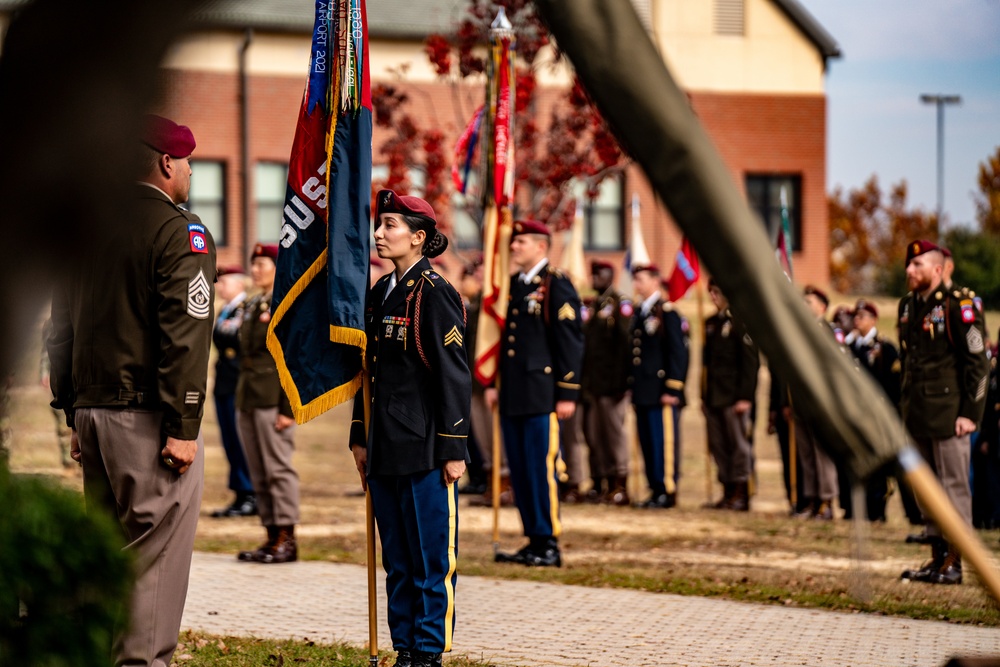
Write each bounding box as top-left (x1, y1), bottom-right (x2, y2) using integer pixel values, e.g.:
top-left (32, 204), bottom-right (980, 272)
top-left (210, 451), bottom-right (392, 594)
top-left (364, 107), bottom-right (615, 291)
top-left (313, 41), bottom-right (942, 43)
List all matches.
top-left (371, 0), bottom-right (626, 234)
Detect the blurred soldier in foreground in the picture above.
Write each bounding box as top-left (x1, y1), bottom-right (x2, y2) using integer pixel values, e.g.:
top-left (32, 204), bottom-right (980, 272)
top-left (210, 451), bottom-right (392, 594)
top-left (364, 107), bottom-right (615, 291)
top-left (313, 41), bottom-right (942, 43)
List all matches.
top-left (47, 115), bottom-right (215, 666)
top-left (899, 241), bottom-right (989, 585)
top-left (486, 220), bottom-right (583, 567)
top-left (581, 260), bottom-right (633, 505)
top-left (628, 264), bottom-right (689, 508)
top-left (703, 279), bottom-right (757, 511)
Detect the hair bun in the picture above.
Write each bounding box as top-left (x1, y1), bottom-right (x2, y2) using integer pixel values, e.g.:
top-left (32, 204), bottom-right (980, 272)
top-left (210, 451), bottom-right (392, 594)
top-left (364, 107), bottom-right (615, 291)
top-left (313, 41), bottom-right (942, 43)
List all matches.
top-left (424, 230), bottom-right (449, 258)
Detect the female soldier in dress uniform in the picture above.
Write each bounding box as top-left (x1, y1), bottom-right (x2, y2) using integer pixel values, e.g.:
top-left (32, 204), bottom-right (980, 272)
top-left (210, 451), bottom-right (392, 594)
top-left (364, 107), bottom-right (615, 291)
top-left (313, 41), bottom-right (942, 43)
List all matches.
top-left (349, 190), bottom-right (471, 667)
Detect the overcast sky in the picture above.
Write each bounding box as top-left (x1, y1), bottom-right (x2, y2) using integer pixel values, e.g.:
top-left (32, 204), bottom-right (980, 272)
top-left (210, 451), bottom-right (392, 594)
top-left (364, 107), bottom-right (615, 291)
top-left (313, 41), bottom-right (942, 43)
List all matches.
top-left (805, 0), bottom-right (1000, 227)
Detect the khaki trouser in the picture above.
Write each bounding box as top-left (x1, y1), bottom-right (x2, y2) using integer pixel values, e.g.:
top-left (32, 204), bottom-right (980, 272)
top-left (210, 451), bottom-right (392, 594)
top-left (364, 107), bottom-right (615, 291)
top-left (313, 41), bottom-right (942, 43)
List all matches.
top-left (915, 434), bottom-right (973, 537)
top-left (76, 407), bottom-right (203, 667)
top-left (559, 407), bottom-right (586, 486)
top-left (705, 405), bottom-right (753, 484)
top-left (584, 395), bottom-right (629, 478)
top-left (469, 392), bottom-right (508, 475)
top-left (795, 420), bottom-right (838, 502)
top-left (239, 407), bottom-right (299, 526)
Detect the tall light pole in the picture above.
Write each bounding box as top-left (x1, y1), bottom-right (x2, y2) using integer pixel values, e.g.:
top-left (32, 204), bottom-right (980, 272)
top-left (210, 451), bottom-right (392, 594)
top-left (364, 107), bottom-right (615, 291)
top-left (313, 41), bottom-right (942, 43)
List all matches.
top-left (920, 93), bottom-right (961, 223)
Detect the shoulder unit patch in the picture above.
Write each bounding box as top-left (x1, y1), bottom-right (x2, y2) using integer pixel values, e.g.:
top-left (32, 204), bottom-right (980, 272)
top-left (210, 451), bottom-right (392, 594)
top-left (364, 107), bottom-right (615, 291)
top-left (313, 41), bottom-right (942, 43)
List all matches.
top-left (188, 223), bottom-right (209, 254)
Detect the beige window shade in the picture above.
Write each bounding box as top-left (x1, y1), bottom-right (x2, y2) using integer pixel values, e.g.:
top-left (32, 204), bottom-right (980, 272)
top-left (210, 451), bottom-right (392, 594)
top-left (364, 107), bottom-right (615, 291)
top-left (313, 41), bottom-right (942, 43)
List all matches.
top-left (714, 0), bottom-right (745, 36)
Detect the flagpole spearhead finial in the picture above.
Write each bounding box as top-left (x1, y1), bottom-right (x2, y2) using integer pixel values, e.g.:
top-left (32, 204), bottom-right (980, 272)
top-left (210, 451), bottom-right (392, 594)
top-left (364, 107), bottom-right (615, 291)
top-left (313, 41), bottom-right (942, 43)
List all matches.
top-left (491, 7), bottom-right (513, 34)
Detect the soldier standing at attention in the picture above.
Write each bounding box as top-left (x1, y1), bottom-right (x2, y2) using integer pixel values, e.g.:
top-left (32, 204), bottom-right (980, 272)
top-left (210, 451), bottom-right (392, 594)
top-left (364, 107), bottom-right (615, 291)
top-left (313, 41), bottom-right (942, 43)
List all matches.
top-left (628, 264), bottom-right (689, 508)
top-left (899, 240), bottom-right (989, 585)
top-left (791, 285), bottom-right (840, 520)
top-left (349, 190), bottom-right (470, 667)
top-left (47, 115), bottom-right (215, 667)
top-left (486, 220), bottom-right (583, 567)
top-left (235, 243), bottom-right (299, 564)
top-left (209, 266), bottom-right (256, 518)
top-left (702, 279), bottom-right (758, 511)
top-left (581, 260), bottom-right (633, 505)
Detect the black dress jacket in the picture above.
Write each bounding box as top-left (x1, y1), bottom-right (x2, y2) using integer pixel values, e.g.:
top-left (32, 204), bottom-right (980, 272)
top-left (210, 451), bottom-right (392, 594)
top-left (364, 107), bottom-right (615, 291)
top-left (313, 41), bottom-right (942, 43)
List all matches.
top-left (350, 257), bottom-right (471, 476)
top-left (628, 297), bottom-right (689, 408)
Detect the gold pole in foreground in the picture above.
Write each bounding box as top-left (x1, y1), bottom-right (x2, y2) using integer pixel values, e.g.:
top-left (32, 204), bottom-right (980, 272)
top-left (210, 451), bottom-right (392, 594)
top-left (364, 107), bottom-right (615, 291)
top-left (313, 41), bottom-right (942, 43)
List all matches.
top-left (899, 447), bottom-right (1000, 603)
top-left (361, 370), bottom-right (378, 666)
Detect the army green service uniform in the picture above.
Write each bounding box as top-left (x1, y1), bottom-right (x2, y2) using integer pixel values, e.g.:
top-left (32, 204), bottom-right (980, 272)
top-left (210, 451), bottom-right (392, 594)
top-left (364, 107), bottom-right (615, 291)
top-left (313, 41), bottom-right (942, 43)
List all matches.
top-left (581, 287), bottom-right (633, 501)
top-left (47, 183), bottom-right (215, 666)
top-left (898, 285), bottom-right (989, 535)
top-left (236, 290), bottom-right (298, 544)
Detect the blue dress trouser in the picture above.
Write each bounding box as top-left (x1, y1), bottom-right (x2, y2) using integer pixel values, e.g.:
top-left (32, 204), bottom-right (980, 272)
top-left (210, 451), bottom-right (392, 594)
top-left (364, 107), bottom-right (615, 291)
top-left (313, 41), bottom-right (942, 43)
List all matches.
top-left (213, 392), bottom-right (253, 494)
top-left (501, 413), bottom-right (562, 538)
top-left (634, 404), bottom-right (681, 496)
top-left (369, 469), bottom-right (458, 654)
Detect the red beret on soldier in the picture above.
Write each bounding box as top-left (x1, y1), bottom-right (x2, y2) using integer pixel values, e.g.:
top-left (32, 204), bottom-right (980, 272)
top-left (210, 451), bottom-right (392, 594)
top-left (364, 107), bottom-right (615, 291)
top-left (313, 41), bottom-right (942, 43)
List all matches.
top-left (251, 243), bottom-right (279, 262)
top-left (853, 298), bottom-right (878, 318)
top-left (631, 263), bottom-right (661, 277)
top-left (905, 239), bottom-right (942, 266)
top-left (511, 219), bottom-right (550, 237)
top-left (141, 114), bottom-right (196, 158)
top-left (590, 259), bottom-right (615, 274)
top-left (803, 284), bottom-right (829, 307)
top-left (375, 188), bottom-right (437, 222)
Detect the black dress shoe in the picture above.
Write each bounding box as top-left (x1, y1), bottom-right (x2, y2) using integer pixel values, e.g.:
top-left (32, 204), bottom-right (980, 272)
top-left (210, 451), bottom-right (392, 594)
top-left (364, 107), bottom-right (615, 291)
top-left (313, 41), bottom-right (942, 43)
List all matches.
top-left (642, 493), bottom-right (676, 509)
top-left (523, 538), bottom-right (561, 567)
top-left (412, 651), bottom-right (442, 667)
top-left (495, 543), bottom-right (531, 564)
top-left (212, 493), bottom-right (258, 518)
top-left (391, 649), bottom-right (413, 667)
top-left (929, 554), bottom-right (962, 585)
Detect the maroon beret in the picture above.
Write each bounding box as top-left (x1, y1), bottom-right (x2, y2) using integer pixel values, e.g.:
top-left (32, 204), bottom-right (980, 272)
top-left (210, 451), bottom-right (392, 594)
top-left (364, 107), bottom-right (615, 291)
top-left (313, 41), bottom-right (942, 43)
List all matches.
top-left (142, 114), bottom-right (196, 158)
top-left (375, 189), bottom-right (436, 224)
top-left (853, 299), bottom-right (878, 318)
top-left (251, 243), bottom-right (279, 262)
top-left (511, 219), bottom-right (551, 238)
top-left (803, 284), bottom-right (829, 307)
top-left (216, 264), bottom-right (245, 277)
top-left (940, 245), bottom-right (952, 259)
top-left (591, 259), bottom-right (615, 274)
top-left (905, 239), bottom-right (942, 266)
top-left (631, 263), bottom-right (660, 277)
top-left (369, 255), bottom-right (384, 268)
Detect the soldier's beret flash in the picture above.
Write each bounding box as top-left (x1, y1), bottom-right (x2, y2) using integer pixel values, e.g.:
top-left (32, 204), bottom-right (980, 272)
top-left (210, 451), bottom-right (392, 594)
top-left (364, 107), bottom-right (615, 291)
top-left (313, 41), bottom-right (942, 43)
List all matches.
top-left (252, 243), bottom-right (279, 262)
top-left (376, 189), bottom-right (437, 223)
top-left (803, 284), bottom-right (829, 307)
top-left (631, 263), bottom-right (660, 277)
top-left (512, 219), bottom-right (550, 237)
top-left (853, 299), bottom-right (878, 318)
top-left (905, 239), bottom-right (942, 266)
top-left (141, 114), bottom-right (196, 158)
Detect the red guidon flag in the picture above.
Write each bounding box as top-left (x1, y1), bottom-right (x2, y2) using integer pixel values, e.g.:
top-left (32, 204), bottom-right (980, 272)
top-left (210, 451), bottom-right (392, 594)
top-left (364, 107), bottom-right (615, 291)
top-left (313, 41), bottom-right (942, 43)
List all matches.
top-left (665, 235), bottom-right (700, 302)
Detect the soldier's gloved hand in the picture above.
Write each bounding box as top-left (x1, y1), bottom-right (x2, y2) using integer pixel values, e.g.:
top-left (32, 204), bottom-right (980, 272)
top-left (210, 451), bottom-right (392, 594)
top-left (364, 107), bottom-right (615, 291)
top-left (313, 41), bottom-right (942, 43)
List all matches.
top-left (955, 416), bottom-right (976, 437)
top-left (161, 437), bottom-right (198, 474)
top-left (351, 444), bottom-right (368, 492)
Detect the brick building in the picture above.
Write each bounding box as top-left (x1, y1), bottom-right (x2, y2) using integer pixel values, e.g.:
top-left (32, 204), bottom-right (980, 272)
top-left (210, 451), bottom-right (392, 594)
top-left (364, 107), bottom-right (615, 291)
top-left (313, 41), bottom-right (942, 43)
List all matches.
top-left (0, 0), bottom-right (839, 287)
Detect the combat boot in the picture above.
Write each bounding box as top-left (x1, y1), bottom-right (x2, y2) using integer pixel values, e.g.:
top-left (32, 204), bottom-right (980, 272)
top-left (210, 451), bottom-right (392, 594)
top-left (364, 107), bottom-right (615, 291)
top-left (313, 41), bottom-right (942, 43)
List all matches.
top-left (238, 525), bottom-right (277, 562)
top-left (792, 498), bottom-right (816, 519)
top-left (704, 482), bottom-right (733, 509)
top-left (723, 482), bottom-right (750, 511)
top-left (930, 550), bottom-right (962, 585)
top-left (258, 525), bottom-right (298, 563)
top-left (901, 537), bottom-right (947, 582)
top-left (608, 476), bottom-right (630, 506)
top-left (391, 649), bottom-right (413, 667)
top-left (812, 500), bottom-right (834, 521)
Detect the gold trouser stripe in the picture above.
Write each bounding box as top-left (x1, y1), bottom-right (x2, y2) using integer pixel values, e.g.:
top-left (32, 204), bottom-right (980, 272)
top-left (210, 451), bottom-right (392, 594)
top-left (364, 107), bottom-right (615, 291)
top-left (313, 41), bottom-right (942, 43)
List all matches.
top-left (663, 405), bottom-right (676, 494)
top-left (443, 481), bottom-right (457, 652)
top-left (547, 412), bottom-right (563, 537)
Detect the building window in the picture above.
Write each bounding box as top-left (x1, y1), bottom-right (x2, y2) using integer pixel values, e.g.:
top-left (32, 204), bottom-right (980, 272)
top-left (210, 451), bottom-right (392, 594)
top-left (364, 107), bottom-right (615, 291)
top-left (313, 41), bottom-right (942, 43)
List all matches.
top-left (745, 174), bottom-right (802, 252)
top-left (714, 0), bottom-right (745, 36)
top-left (187, 160), bottom-right (226, 246)
top-left (255, 162), bottom-right (288, 245)
top-left (572, 175), bottom-right (625, 251)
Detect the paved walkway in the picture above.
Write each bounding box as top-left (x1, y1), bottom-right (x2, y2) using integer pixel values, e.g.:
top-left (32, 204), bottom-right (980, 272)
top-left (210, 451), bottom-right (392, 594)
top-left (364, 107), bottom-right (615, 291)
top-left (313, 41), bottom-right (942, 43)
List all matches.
top-left (182, 552), bottom-right (1000, 667)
